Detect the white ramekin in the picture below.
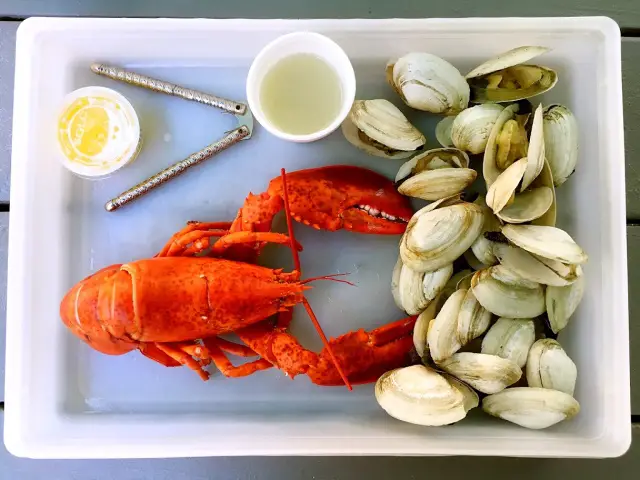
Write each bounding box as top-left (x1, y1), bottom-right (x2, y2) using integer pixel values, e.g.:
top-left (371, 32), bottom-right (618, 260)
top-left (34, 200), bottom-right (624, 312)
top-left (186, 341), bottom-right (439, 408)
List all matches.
top-left (246, 31), bottom-right (356, 143)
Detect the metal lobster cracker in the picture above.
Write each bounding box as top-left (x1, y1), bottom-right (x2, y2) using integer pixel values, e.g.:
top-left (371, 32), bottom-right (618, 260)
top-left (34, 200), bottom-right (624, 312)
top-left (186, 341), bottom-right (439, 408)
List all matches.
top-left (90, 63), bottom-right (253, 212)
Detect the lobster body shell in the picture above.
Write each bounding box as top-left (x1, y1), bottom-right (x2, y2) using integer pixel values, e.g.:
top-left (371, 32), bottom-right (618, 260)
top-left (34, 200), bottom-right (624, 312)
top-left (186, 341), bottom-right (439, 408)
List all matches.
top-left (60, 257), bottom-right (306, 355)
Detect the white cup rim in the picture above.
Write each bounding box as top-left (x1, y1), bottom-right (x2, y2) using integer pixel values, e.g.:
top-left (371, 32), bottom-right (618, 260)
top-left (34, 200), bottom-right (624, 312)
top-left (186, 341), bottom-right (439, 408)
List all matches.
top-left (246, 31), bottom-right (356, 143)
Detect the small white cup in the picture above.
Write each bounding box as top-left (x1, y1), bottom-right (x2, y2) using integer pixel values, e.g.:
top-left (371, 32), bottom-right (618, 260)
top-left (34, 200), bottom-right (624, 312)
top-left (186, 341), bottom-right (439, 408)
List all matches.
top-left (246, 31), bottom-right (356, 143)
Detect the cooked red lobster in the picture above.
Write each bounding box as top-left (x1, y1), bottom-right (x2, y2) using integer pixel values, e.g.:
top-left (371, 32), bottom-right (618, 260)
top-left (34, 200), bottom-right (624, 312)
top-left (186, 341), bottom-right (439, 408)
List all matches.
top-left (60, 165), bottom-right (417, 386)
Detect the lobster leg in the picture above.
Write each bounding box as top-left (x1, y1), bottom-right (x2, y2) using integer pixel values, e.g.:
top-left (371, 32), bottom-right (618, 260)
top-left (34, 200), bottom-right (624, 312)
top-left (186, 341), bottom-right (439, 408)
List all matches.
top-left (156, 221), bottom-right (232, 257)
top-left (211, 231), bottom-right (302, 256)
top-left (154, 342), bottom-right (211, 381)
top-left (139, 342), bottom-right (182, 367)
top-left (205, 339), bottom-right (274, 378)
top-left (214, 337), bottom-right (259, 357)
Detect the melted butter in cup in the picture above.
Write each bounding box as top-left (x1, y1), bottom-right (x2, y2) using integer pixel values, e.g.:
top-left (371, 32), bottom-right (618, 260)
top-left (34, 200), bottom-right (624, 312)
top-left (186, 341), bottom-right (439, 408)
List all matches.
top-left (56, 86), bottom-right (141, 179)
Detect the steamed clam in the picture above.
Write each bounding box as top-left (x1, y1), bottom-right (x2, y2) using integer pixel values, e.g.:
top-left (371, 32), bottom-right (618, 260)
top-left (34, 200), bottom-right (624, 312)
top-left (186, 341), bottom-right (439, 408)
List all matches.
top-left (341, 99), bottom-right (426, 159)
top-left (375, 365), bottom-right (472, 426)
top-left (427, 289), bottom-right (466, 362)
top-left (501, 224), bottom-right (588, 265)
top-left (395, 259), bottom-right (453, 315)
top-left (484, 104), bottom-right (552, 224)
top-left (471, 266), bottom-right (546, 319)
top-left (395, 148), bottom-right (476, 201)
top-left (482, 387), bottom-right (580, 429)
top-left (387, 52), bottom-right (470, 114)
top-left (451, 104), bottom-right (504, 154)
top-left (469, 196), bottom-right (502, 267)
top-left (493, 243), bottom-right (582, 287)
top-left (466, 46), bottom-right (558, 104)
top-left (546, 274), bottom-right (586, 333)
top-left (526, 339), bottom-right (577, 395)
top-left (439, 352), bottom-right (522, 394)
top-left (543, 104), bottom-right (579, 186)
top-left (456, 288), bottom-right (493, 346)
top-left (435, 116), bottom-right (455, 147)
top-left (400, 201), bottom-right (484, 273)
top-left (481, 317), bottom-right (535, 368)
top-left (483, 104), bottom-right (526, 186)
top-left (413, 298), bottom-right (441, 359)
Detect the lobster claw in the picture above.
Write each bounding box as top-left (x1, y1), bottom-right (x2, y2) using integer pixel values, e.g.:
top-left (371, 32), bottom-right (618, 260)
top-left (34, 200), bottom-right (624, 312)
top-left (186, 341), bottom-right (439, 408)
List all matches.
top-left (266, 166), bottom-right (414, 235)
top-left (294, 316), bottom-right (417, 386)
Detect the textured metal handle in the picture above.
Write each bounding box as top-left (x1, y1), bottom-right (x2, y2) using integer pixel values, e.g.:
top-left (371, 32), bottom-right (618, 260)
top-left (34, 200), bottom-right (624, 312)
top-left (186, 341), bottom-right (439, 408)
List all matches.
top-left (91, 63), bottom-right (247, 115)
top-left (104, 126), bottom-right (250, 212)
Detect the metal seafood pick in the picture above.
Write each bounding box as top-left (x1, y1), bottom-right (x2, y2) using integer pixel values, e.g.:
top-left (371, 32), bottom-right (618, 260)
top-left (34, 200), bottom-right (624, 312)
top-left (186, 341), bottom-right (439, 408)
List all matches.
top-left (90, 63), bottom-right (253, 212)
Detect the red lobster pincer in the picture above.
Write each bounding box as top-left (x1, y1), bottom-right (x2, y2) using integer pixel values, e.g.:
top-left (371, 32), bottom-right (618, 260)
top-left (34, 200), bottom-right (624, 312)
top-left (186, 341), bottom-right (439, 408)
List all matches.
top-left (60, 165), bottom-right (417, 386)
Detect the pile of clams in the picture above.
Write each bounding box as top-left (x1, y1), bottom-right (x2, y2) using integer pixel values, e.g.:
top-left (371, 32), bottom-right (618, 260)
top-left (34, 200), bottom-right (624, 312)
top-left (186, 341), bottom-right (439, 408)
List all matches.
top-left (342, 46), bottom-right (585, 430)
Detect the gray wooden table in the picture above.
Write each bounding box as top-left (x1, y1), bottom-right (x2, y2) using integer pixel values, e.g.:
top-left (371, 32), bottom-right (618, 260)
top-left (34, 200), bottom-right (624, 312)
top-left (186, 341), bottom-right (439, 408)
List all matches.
top-left (1, 2), bottom-right (640, 478)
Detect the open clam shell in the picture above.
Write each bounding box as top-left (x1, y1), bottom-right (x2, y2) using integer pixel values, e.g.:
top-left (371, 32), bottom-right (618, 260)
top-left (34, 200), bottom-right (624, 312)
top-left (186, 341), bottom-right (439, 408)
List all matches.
top-left (481, 317), bottom-right (536, 368)
top-left (486, 157), bottom-right (528, 214)
top-left (400, 202), bottom-right (485, 273)
top-left (342, 99), bottom-right (426, 159)
top-left (483, 104), bottom-right (520, 186)
top-left (520, 103), bottom-right (545, 191)
top-left (439, 352), bottom-right (522, 394)
top-left (396, 148), bottom-right (469, 182)
top-left (451, 104), bottom-right (504, 154)
top-left (466, 46), bottom-right (557, 104)
top-left (497, 187), bottom-right (553, 224)
top-left (502, 225), bottom-right (588, 265)
top-left (526, 339), bottom-right (577, 395)
top-left (471, 266), bottom-right (546, 319)
top-left (482, 387), bottom-right (580, 429)
top-left (529, 158), bottom-right (557, 227)
top-left (466, 46), bottom-right (552, 80)
top-left (484, 105), bottom-right (552, 224)
top-left (493, 243), bottom-right (580, 287)
top-left (375, 365), bottom-right (468, 426)
top-left (396, 148), bottom-right (476, 201)
top-left (387, 52), bottom-right (470, 114)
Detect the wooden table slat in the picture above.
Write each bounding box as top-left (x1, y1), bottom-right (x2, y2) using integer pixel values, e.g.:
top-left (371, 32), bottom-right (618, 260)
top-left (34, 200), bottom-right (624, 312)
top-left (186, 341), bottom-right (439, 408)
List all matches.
top-left (623, 39), bottom-right (640, 219)
top-left (0, 213), bottom-right (7, 400)
top-left (1, 0), bottom-right (640, 29)
top-left (0, 22), bottom-right (17, 202)
top-left (626, 225), bottom-right (640, 412)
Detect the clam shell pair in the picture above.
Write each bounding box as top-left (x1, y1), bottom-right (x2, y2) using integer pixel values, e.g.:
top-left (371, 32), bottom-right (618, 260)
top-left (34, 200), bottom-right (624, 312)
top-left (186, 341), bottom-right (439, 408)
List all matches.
top-left (391, 258), bottom-right (452, 316)
top-left (395, 148), bottom-right (476, 201)
top-left (466, 46), bottom-right (558, 104)
top-left (375, 365), bottom-right (478, 427)
top-left (341, 99), bottom-right (426, 159)
top-left (386, 52), bottom-right (470, 115)
top-left (484, 104), bottom-right (557, 226)
top-left (399, 198), bottom-right (485, 273)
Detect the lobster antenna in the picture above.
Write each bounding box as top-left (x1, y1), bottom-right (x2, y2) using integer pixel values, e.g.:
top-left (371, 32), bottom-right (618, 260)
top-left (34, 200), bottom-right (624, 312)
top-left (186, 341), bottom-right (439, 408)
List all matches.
top-left (280, 168), bottom-right (353, 391)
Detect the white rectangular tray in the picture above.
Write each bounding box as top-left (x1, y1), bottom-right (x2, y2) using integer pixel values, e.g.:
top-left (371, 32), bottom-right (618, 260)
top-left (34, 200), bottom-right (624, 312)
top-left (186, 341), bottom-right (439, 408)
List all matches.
top-left (4, 16), bottom-right (630, 459)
